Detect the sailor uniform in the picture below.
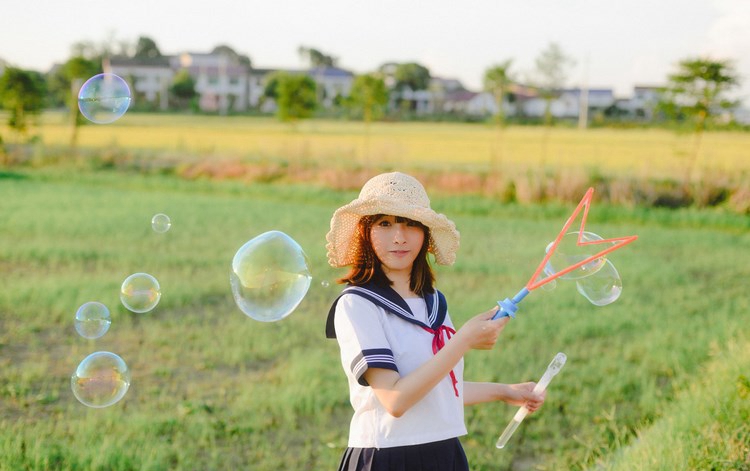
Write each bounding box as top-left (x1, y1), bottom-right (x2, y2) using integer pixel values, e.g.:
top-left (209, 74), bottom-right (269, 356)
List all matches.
top-left (327, 282), bottom-right (469, 471)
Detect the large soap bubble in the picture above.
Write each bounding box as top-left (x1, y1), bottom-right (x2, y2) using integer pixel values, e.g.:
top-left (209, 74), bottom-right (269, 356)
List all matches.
top-left (120, 272), bottom-right (161, 313)
top-left (71, 351), bottom-right (131, 408)
top-left (545, 231), bottom-right (614, 280)
top-left (74, 302), bottom-right (111, 339)
top-left (78, 73), bottom-right (131, 124)
top-left (231, 231), bottom-right (312, 322)
top-left (576, 259), bottom-right (622, 306)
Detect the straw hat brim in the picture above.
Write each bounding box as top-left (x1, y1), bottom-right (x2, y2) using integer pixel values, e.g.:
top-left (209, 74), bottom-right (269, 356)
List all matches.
top-left (326, 196), bottom-right (460, 267)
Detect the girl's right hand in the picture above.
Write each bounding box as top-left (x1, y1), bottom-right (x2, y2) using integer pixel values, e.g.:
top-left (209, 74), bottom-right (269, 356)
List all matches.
top-left (455, 307), bottom-right (509, 350)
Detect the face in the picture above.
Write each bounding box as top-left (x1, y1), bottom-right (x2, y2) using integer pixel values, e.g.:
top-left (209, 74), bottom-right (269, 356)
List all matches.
top-left (369, 215), bottom-right (426, 276)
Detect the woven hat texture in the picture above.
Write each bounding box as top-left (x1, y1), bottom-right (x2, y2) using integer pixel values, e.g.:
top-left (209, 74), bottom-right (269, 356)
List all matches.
top-left (326, 172), bottom-right (460, 267)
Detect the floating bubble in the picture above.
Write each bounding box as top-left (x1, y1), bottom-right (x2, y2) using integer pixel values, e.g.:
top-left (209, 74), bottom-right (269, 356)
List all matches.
top-left (71, 351), bottom-right (131, 408)
top-left (151, 213), bottom-right (171, 233)
top-left (120, 272), bottom-right (161, 313)
top-left (576, 259), bottom-right (622, 306)
top-left (545, 231), bottom-right (614, 280)
top-left (320, 280), bottom-right (330, 288)
top-left (541, 278), bottom-right (557, 291)
top-left (78, 73), bottom-right (131, 124)
top-left (74, 302), bottom-right (111, 339)
top-left (231, 230), bottom-right (312, 322)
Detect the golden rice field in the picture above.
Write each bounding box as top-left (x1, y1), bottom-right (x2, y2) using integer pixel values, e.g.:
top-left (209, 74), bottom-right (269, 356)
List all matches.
top-left (23, 112), bottom-right (750, 179)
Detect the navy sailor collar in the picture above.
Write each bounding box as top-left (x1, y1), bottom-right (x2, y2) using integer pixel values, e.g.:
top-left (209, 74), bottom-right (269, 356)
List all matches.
top-left (326, 282), bottom-right (448, 339)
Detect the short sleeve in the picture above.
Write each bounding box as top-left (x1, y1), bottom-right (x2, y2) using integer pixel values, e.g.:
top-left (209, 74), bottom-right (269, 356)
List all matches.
top-left (334, 293), bottom-right (399, 386)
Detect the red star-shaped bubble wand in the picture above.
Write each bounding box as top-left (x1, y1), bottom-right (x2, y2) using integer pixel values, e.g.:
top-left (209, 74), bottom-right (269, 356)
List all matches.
top-left (493, 187), bottom-right (638, 320)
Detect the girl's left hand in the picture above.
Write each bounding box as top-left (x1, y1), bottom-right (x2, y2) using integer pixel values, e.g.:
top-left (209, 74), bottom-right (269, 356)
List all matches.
top-left (504, 382), bottom-right (546, 412)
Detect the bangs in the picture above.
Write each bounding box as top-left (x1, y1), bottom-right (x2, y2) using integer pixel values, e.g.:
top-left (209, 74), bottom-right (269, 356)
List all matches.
top-left (370, 214), bottom-right (427, 229)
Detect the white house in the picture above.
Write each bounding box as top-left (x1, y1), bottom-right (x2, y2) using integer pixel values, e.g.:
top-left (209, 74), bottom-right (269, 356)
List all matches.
top-left (106, 57), bottom-right (174, 110)
top-left (108, 51), bottom-right (356, 114)
top-left (176, 52), bottom-right (251, 113)
top-left (442, 90), bottom-right (497, 116)
top-left (616, 85), bottom-right (662, 119)
top-left (307, 67), bottom-right (354, 107)
top-left (522, 88), bottom-right (615, 119)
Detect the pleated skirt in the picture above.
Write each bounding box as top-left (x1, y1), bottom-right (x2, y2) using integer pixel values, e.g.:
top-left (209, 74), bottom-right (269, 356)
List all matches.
top-left (336, 437), bottom-right (469, 471)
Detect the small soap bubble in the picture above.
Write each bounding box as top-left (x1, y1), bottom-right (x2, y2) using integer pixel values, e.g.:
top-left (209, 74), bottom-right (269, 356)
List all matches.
top-left (151, 213), bottom-right (171, 233)
top-left (74, 302), bottom-right (111, 339)
top-left (545, 231), bottom-right (612, 280)
top-left (576, 259), bottom-right (622, 306)
top-left (321, 280), bottom-right (330, 288)
top-left (230, 231), bottom-right (312, 322)
top-left (71, 351), bottom-right (131, 408)
top-left (78, 73), bottom-right (131, 124)
top-left (120, 272), bottom-right (161, 313)
top-left (541, 278), bottom-right (557, 291)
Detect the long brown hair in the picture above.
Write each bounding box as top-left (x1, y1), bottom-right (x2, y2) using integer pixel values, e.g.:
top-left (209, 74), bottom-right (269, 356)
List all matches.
top-left (338, 214), bottom-right (435, 294)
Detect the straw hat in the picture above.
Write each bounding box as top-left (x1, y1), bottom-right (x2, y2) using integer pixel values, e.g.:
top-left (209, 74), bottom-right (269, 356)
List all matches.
top-left (326, 172), bottom-right (460, 267)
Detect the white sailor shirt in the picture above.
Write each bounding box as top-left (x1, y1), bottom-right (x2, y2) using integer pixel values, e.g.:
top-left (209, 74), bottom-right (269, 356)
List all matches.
top-left (327, 283), bottom-right (467, 448)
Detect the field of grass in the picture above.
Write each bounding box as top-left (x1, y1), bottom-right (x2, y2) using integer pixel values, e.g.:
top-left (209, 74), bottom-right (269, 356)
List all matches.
top-left (9, 112), bottom-right (750, 180)
top-left (1, 164), bottom-right (749, 470)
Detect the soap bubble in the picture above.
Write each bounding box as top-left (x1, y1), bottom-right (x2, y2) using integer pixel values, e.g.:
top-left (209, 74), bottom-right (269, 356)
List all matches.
top-left (320, 280), bottom-right (330, 288)
top-left (78, 73), bottom-right (131, 124)
top-left (545, 231), bottom-right (613, 280)
top-left (74, 302), bottom-right (111, 339)
top-left (151, 213), bottom-right (171, 233)
top-left (576, 259), bottom-right (622, 306)
top-left (231, 230), bottom-right (312, 322)
top-left (71, 351), bottom-right (131, 408)
top-left (541, 278), bottom-right (557, 291)
top-left (120, 272), bottom-right (161, 313)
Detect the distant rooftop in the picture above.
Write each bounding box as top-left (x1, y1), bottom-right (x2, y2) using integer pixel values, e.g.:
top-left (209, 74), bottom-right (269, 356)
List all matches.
top-left (108, 55), bottom-right (173, 67)
top-left (308, 66), bottom-right (354, 77)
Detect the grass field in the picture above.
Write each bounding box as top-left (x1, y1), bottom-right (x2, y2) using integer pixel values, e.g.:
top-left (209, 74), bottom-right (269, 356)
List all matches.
top-left (1, 160), bottom-right (749, 470)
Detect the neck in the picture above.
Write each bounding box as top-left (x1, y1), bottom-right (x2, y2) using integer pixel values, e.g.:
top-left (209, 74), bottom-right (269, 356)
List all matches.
top-left (384, 269), bottom-right (417, 299)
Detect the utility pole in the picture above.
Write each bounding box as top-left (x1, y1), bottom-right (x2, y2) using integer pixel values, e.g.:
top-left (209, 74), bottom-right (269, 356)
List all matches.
top-left (578, 53), bottom-right (589, 129)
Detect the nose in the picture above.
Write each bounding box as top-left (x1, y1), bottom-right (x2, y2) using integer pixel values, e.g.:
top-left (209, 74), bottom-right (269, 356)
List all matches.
top-left (393, 224), bottom-right (406, 243)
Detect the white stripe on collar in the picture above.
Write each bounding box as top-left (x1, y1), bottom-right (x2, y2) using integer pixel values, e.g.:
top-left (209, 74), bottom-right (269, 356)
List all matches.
top-left (344, 286), bottom-right (414, 318)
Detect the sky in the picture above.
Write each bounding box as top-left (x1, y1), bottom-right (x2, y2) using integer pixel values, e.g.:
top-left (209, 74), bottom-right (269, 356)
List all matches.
top-left (1, 0), bottom-right (749, 101)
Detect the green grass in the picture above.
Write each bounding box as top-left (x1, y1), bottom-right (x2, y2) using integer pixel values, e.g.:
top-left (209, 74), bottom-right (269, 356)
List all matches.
top-left (601, 338), bottom-right (750, 471)
top-left (1, 167), bottom-right (749, 470)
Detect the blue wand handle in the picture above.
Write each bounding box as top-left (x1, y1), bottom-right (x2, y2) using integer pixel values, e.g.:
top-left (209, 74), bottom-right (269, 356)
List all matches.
top-left (493, 288), bottom-right (530, 319)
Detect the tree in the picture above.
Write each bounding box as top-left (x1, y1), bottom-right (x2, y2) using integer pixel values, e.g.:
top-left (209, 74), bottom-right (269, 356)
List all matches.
top-left (211, 44), bottom-right (252, 68)
top-left (347, 73), bottom-right (388, 164)
top-left (297, 46), bottom-right (337, 68)
top-left (262, 71), bottom-right (286, 103)
top-left (0, 67), bottom-right (46, 135)
top-left (661, 58), bottom-right (739, 130)
top-left (169, 69), bottom-right (197, 110)
top-left (660, 57), bottom-right (740, 182)
top-left (348, 74), bottom-right (388, 123)
top-left (533, 42), bottom-right (575, 125)
top-left (483, 60), bottom-right (514, 126)
top-left (134, 36), bottom-right (162, 59)
top-left (52, 56), bottom-right (101, 150)
top-left (393, 62), bottom-right (431, 91)
top-left (275, 73), bottom-right (317, 122)
top-left (71, 31), bottom-right (132, 62)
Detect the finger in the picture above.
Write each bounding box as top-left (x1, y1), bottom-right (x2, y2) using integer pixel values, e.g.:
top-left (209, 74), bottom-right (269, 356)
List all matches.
top-left (478, 309), bottom-right (499, 321)
top-left (485, 318), bottom-right (509, 332)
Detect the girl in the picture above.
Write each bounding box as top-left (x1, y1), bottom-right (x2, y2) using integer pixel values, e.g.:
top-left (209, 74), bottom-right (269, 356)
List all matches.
top-left (325, 172), bottom-right (546, 471)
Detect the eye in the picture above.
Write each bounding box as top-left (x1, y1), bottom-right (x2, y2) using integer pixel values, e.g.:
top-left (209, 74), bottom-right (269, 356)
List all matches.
top-left (377, 219), bottom-right (391, 227)
top-left (407, 220), bottom-right (421, 227)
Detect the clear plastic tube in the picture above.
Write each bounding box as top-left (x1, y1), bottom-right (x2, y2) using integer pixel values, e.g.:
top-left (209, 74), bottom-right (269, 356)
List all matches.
top-left (496, 352), bottom-right (567, 448)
